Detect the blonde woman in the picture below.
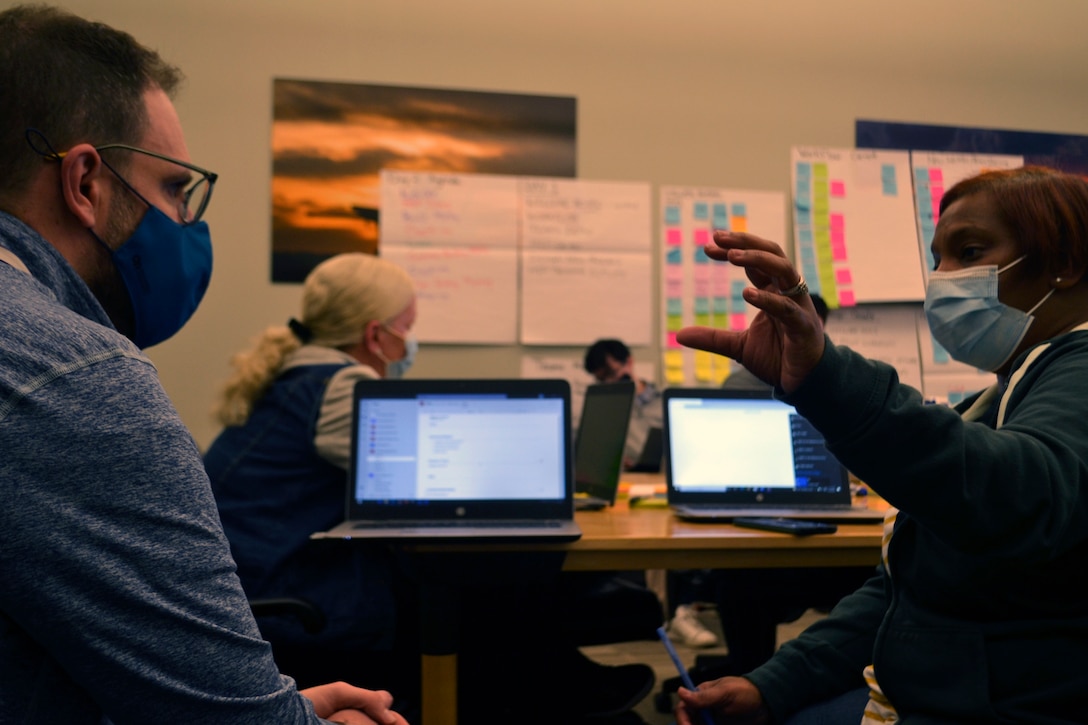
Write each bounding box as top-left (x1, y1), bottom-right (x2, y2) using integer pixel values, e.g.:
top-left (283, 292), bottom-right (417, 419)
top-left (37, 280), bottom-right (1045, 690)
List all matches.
top-left (205, 253), bottom-right (417, 693)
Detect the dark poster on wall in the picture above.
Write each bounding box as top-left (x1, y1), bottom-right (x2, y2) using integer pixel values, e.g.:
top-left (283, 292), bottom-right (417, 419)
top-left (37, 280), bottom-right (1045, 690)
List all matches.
top-left (856, 119), bottom-right (1088, 176)
top-left (271, 80), bottom-right (577, 282)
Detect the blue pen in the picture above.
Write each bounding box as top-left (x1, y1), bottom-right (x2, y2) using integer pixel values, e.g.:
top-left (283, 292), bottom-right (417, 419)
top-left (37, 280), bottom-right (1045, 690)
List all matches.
top-left (656, 626), bottom-right (716, 725)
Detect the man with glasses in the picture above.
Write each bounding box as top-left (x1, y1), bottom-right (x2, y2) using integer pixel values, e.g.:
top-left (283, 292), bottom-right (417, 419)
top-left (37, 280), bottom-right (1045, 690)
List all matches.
top-left (0, 5), bottom-right (407, 724)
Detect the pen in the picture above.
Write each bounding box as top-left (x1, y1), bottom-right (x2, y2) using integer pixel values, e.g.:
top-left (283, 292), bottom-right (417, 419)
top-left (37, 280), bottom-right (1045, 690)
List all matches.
top-left (656, 626), bottom-right (716, 725)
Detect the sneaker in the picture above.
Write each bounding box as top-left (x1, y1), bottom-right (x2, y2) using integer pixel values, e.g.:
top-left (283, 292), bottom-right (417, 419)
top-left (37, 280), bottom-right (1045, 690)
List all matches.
top-left (668, 604), bottom-right (719, 648)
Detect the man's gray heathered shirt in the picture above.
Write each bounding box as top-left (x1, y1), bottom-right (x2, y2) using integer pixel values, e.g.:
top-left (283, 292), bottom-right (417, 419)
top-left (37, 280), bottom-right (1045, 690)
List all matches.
top-left (0, 212), bottom-right (329, 723)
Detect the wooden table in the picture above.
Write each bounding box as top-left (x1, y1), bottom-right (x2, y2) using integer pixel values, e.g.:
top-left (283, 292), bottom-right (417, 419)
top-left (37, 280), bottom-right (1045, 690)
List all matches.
top-left (419, 485), bottom-right (887, 725)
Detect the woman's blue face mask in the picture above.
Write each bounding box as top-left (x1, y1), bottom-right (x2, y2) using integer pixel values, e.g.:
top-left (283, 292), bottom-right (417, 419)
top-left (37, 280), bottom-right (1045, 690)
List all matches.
top-left (379, 324), bottom-right (418, 379)
top-left (924, 255), bottom-right (1054, 371)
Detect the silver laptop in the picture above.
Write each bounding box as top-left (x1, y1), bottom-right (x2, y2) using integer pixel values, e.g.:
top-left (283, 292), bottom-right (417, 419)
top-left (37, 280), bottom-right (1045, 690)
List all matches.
top-left (664, 388), bottom-right (884, 522)
top-left (313, 378), bottom-right (582, 542)
top-left (573, 381), bottom-right (635, 511)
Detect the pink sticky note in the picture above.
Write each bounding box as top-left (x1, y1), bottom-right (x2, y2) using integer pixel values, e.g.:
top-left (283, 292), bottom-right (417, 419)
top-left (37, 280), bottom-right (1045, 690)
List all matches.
top-left (829, 213), bottom-right (845, 230)
top-left (730, 314), bottom-right (748, 331)
top-left (832, 243), bottom-right (848, 261)
top-left (694, 229), bottom-right (710, 246)
top-left (830, 228), bottom-right (846, 245)
top-left (932, 200), bottom-right (942, 221)
top-left (666, 229), bottom-right (682, 246)
top-left (931, 186), bottom-right (944, 199)
top-left (839, 289), bottom-right (856, 306)
top-left (929, 168), bottom-right (944, 183)
top-left (830, 180), bottom-right (846, 197)
top-left (666, 332), bottom-right (681, 348)
top-left (835, 268), bottom-right (853, 284)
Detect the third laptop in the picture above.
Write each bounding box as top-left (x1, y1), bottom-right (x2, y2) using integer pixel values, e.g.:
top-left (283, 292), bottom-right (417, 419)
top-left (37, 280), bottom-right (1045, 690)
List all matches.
top-left (664, 387), bottom-right (884, 522)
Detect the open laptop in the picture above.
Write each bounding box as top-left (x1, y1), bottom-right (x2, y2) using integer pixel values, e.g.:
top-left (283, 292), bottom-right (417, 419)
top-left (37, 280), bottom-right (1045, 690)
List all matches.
top-left (664, 388), bottom-right (884, 522)
top-left (573, 381), bottom-right (635, 511)
top-left (627, 426), bottom-right (663, 473)
top-left (313, 378), bottom-right (581, 542)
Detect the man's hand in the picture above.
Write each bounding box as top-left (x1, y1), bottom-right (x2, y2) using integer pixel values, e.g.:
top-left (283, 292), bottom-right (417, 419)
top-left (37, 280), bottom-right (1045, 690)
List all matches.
top-left (300, 681), bottom-right (409, 725)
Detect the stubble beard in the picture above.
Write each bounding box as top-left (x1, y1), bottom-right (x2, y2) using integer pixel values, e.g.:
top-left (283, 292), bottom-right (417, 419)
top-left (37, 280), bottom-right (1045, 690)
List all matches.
top-left (87, 189), bottom-right (144, 341)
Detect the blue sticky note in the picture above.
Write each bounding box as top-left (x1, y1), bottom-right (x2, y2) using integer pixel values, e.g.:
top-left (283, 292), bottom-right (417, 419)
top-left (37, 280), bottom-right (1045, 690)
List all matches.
top-left (799, 229), bottom-right (814, 244)
top-left (914, 167), bottom-right (929, 184)
top-left (731, 203), bottom-right (747, 217)
top-left (800, 246), bottom-right (816, 263)
top-left (694, 247), bottom-right (709, 263)
top-left (932, 337), bottom-right (950, 363)
top-left (796, 162), bottom-right (812, 178)
top-left (666, 247), bottom-right (683, 265)
top-left (667, 298), bottom-right (683, 316)
top-left (713, 296), bottom-right (729, 314)
top-left (694, 298), bottom-right (710, 315)
top-left (665, 206), bottom-right (681, 226)
top-left (796, 209), bottom-right (812, 225)
top-left (693, 202), bottom-right (709, 220)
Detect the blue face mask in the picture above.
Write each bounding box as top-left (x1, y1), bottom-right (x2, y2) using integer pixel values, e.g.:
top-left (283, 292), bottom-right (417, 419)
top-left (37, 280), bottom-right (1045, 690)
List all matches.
top-left (924, 256), bottom-right (1053, 371)
top-left (386, 334), bottom-right (418, 379)
top-left (378, 325), bottom-right (418, 379)
top-left (110, 205), bottom-right (214, 348)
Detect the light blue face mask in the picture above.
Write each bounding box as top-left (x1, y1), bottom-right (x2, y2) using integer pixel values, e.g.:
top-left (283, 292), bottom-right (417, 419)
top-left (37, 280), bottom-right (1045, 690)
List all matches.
top-left (379, 325), bottom-right (418, 379)
top-left (924, 256), bottom-right (1054, 371)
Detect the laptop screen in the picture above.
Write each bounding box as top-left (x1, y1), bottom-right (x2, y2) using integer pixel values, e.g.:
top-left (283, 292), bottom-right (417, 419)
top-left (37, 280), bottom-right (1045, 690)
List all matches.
top-left (665, 388), bottom-right (849, 504)
top-left (347, 379), bottom-right (573, 519)
top-left (574, 381), bottom-right (634, 500)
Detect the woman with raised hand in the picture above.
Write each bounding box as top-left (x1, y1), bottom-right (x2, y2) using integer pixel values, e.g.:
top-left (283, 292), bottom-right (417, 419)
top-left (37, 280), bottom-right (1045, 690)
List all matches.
top-left (676, 167), bottom-right (1088, 724)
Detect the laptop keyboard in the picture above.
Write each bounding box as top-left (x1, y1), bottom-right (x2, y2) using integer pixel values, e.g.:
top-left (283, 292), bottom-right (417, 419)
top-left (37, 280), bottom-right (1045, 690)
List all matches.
top-left (352, 520), bottom-right (564, 530)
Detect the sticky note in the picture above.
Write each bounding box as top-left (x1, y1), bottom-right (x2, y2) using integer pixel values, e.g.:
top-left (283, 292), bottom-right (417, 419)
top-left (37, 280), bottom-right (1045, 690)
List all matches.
top-left (694, 229), bottom-right (710, 246)
top-left (730, 313), bottom-right (748, 330)
top-left (732, 217), bottom-right (747, 232)
top-left (666, 247), bottom-right (683, 265)
top-left (731, 203), bottom-right (747, 217)
top-left (838, 289), bottom-right (856, 306)
top-left (693, 202), bottom-right (709, 220)
top-left (667, 298), bottom-right (683, 316)
top-left (665, 206), bottom-right (681, 225)
top-left (666, 332), bottom-right (681, 349)
top-left (829, 213), bottom-right (845, 230)
top-left (666, 228), bottom-right (682, 246)
top-left (830, 228), bottom-right (845, 245)
top-left (830, 180), bottom-right (846, 197)
top-left (835, 268), bottom-right (852, 285)
top-left (928, 168), bottom-right (944, 183)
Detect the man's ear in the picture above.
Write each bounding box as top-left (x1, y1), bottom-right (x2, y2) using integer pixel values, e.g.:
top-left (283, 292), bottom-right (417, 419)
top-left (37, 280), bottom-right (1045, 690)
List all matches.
top-left (58, 144), bottom-right (106, 228)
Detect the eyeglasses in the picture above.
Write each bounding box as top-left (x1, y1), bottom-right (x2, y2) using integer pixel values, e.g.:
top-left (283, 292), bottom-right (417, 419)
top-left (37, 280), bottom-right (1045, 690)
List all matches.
top-left (38, 137), bottom-right (217, 225)
top-left (92, 144), bottom-right (218, 225)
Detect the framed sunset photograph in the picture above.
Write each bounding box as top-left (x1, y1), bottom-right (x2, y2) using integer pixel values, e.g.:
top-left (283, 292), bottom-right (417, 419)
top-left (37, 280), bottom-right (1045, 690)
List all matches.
top-left (270, 79), bottom-right (577, 282)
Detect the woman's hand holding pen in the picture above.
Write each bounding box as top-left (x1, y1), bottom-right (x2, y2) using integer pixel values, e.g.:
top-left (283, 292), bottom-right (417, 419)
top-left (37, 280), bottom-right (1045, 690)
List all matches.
top-left (677, 231), bottom-right (825, 394)
top-left (676, 676), bottom-right (770, 724)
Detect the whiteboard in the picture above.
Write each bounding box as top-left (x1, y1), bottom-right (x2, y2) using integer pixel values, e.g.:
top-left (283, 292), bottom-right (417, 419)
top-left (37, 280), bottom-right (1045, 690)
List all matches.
top-left (658, 186), bottom-right (786, 386)
top-left (381, 245), bottom-right (518, 344)
top-left (380, 170), bottom-right (518, 247)
top-left (519, 179), bottom-right (652, 344)
top-left (909, 151), bottom-right (1024, 278)
top-left (520, 250), bottom-right (652, 345)
top-left (824, 304), bottom-right (923, 393)
top-left (792, 147), bottom-right (922, 306)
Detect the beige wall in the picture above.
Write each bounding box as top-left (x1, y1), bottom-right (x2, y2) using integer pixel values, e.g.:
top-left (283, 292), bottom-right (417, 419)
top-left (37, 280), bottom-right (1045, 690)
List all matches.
top-left (54, 0), bottom-right (1088, 449)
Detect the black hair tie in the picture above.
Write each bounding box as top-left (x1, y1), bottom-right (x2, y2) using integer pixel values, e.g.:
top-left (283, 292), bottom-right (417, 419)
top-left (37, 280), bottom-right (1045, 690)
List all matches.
top-left (287, 318), bottom-right (313, 343)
